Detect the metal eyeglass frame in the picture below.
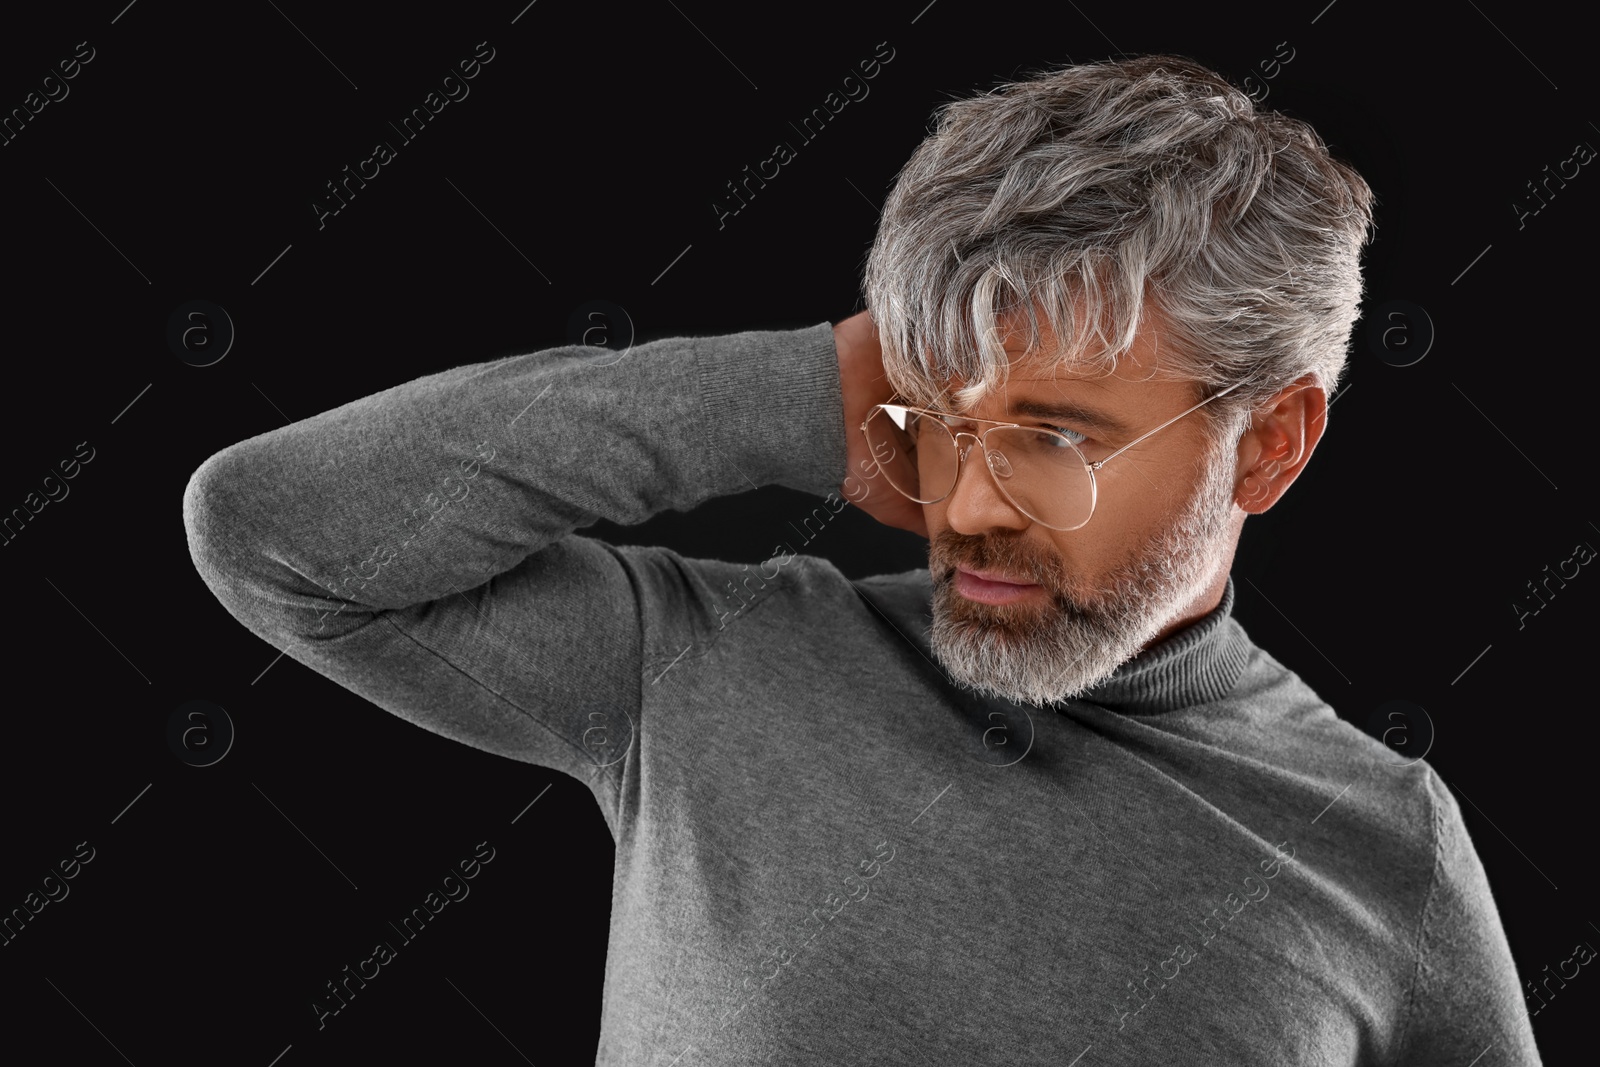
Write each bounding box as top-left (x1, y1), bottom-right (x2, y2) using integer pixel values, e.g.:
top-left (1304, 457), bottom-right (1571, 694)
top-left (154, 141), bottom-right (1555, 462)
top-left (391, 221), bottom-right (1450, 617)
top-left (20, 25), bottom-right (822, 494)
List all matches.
top-left (862, 379), bottom-right (1246, 531)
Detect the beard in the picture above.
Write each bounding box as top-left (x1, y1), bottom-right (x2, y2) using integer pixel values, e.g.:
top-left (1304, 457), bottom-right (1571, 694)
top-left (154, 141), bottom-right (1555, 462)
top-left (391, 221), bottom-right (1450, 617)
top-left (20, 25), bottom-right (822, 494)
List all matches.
top-left (926, 443), bottom-right (1238, 707)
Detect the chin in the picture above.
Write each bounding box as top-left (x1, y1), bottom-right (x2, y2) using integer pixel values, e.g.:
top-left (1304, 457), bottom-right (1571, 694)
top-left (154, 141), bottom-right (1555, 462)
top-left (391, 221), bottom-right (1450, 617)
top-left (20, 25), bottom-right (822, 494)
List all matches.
top-left (928, 574), bottom-right (1152, 705)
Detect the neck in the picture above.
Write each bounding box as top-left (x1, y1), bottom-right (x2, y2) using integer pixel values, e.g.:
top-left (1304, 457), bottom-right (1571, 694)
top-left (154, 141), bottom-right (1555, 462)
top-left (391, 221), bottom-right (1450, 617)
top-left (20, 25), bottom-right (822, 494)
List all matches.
top-left (1144, 555), bottom-right (1232, 650)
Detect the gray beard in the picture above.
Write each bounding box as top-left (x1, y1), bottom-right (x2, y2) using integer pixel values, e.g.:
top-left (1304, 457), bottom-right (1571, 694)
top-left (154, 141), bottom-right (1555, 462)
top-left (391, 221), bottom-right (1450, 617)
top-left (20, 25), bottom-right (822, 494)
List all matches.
top-left (927, 446), bottom-right (1237, 707)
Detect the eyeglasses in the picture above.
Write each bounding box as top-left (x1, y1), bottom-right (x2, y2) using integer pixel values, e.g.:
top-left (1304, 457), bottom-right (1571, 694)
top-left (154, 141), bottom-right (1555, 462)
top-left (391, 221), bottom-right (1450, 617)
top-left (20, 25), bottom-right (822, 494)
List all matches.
top-left (861, 381), bottom-right (1244, 531)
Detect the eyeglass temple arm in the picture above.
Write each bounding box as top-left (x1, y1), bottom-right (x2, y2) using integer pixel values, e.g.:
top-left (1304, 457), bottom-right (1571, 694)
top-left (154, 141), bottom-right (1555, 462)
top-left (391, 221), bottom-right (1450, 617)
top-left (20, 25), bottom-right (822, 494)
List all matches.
top-left (1089, 380), bottom-right (1247, 470)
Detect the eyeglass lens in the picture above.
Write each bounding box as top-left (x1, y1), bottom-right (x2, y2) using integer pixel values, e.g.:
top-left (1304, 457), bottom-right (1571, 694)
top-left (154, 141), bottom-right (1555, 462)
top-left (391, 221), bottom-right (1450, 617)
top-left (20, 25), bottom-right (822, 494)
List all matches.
top-left (862, 406), bottom-right (1096, 530)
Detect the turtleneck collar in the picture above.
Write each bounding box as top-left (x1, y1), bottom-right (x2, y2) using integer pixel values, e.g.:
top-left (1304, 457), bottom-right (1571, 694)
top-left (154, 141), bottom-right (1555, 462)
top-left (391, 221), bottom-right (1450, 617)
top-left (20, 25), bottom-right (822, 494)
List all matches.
top-left (1070, 575), bottom-right (1251, 714)
top-left (854, 571), bottom-right (1252, 716)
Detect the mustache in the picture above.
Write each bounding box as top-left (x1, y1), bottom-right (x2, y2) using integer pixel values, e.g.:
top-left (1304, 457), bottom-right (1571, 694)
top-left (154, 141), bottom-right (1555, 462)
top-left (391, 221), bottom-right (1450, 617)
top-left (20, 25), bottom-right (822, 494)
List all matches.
top-left (929, 530), bottom-right (1064, 589)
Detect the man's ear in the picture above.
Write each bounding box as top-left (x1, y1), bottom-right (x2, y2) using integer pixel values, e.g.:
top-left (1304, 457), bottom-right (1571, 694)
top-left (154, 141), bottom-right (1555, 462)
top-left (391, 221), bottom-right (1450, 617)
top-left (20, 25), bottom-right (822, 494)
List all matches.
top-left (1233, 375), bottom-right (1327, 515)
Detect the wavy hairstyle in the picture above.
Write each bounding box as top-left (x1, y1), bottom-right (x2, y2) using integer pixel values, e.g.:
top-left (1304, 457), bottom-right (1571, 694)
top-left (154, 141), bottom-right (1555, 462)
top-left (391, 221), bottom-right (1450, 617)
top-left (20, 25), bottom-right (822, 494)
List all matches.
top-left (863, 53), bottom-right (1377, 443)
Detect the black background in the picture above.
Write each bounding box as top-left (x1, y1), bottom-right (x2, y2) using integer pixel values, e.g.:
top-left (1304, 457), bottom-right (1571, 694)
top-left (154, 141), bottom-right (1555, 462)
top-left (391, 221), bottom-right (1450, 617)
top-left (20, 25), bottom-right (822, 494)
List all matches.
top-left (0, 1), bottom-right (1592, 1063)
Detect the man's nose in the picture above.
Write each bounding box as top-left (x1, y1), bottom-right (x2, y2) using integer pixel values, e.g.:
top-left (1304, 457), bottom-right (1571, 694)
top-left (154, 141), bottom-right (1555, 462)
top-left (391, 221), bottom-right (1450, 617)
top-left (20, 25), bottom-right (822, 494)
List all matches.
top-left (943, 433), bottom-right (1031, 533)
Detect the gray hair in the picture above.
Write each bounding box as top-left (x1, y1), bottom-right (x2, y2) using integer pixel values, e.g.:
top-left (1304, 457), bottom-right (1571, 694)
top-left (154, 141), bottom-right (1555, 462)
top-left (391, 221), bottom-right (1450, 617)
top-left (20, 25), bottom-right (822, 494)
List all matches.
top-left (863, 53), bottom-right (1377, 441)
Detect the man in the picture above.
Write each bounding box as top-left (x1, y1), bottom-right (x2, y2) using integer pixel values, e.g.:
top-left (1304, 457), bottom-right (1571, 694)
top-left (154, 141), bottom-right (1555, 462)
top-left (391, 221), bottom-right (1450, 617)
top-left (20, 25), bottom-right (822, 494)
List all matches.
top-left (184, 54), bottom-right (1542, 1064)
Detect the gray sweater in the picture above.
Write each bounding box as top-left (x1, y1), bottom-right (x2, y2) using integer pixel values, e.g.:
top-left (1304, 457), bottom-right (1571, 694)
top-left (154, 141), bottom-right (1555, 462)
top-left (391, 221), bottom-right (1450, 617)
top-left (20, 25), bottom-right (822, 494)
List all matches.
top-left (182, 320), bottom-right (1543, 1065)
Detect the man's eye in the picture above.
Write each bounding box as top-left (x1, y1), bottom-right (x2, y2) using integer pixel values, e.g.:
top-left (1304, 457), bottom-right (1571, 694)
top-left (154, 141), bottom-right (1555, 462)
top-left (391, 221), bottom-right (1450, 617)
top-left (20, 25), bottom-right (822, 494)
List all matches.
top-left (1043, 425), bottom-right (1088, 445)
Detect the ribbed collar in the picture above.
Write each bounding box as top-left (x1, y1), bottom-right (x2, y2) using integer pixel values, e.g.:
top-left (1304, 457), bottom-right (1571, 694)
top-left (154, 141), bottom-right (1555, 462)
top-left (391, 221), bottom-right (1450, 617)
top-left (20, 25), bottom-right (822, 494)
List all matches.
top-left (1071, 575), bottom-right (1251, 715)
top-left (855, 571), bottom-right (1252, 716)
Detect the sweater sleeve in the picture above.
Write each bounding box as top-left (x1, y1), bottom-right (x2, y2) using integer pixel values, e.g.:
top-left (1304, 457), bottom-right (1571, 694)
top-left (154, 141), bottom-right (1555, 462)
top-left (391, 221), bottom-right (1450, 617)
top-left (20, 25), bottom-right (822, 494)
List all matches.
top-left (180, 321), bottom-right (848, 794)
top-left (1392, 769), bottom-right (1545, 1064)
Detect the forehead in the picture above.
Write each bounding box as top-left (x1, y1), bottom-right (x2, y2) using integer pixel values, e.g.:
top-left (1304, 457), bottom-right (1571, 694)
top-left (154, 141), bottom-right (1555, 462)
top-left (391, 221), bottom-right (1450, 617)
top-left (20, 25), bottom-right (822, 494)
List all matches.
top-left (945, 305), bottom-right (1173, 411)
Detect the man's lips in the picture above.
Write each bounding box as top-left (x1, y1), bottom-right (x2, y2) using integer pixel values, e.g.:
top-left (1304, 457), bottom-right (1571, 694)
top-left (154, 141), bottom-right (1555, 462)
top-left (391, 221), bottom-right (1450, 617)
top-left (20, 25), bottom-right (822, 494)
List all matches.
top-left (953, 566), bottom-right (1045, 604)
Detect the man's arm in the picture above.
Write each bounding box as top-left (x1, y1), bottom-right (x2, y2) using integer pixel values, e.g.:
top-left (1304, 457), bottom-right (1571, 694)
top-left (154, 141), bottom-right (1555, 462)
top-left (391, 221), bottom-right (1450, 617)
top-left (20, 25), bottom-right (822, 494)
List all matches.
top-left (1392, 770), bottom-right (1545, 1063)
top-left (181, 321), bottom-right (849, 788)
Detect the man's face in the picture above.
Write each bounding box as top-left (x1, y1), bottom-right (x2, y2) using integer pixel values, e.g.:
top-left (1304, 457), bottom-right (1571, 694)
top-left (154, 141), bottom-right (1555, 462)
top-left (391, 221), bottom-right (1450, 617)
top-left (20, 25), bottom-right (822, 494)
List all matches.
top-left (923, 313), bottom-right (1244, 706)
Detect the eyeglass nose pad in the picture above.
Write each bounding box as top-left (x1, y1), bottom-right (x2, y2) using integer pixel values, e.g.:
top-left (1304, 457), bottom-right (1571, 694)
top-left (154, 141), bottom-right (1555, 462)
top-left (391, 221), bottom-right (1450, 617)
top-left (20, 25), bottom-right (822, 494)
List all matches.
top-left (986, 449), bottom-right (1014, 479)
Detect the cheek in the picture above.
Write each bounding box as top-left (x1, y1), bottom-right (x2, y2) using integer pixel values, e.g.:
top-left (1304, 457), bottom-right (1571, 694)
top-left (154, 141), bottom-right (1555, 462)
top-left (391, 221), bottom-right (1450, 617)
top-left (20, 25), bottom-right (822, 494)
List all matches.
top-left (1057, 488), bottom-right (1168, 570)
top-left (1093, 455), bottom-right (1194, 527)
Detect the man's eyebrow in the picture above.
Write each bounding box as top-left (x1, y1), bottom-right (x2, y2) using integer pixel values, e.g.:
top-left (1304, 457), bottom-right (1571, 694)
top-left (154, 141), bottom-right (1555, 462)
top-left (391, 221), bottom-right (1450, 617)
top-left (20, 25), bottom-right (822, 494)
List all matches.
top-left (1003, 398), bottom-right (1132, 438)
